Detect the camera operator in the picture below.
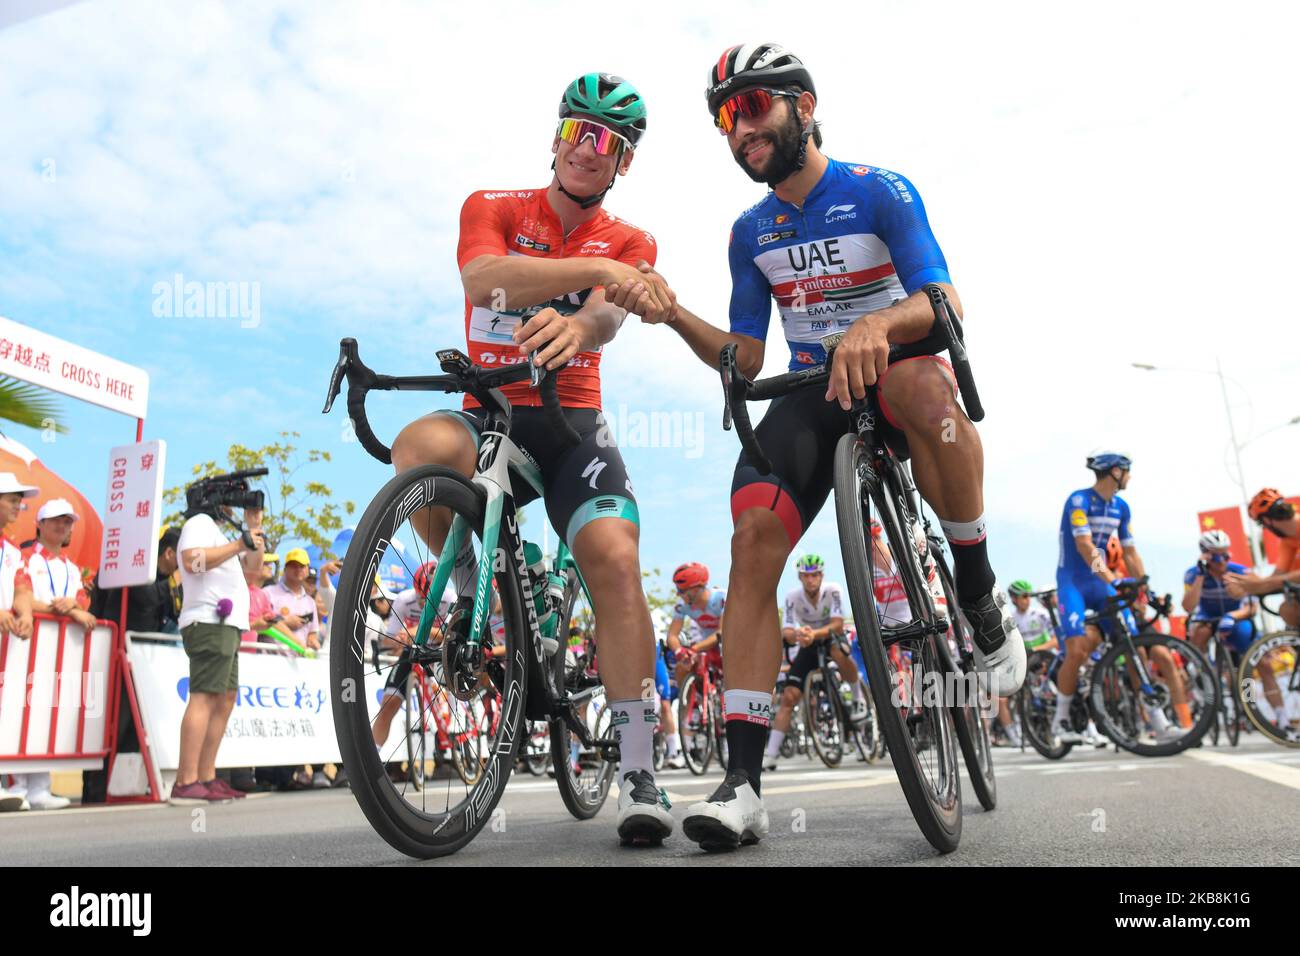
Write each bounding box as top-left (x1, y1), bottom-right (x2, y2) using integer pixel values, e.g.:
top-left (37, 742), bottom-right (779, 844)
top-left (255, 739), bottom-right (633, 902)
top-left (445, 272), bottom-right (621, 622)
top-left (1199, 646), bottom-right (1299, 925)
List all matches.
top-left (169, 471), bottom-right (266, 805)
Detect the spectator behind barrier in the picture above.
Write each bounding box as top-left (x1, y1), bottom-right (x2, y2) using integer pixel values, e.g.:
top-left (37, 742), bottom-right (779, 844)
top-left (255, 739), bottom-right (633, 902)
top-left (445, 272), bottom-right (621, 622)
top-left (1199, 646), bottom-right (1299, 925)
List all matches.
top-left (90, 527), bottom-right (182, 634)
top-left (0, 473), bottom-right (40, 812)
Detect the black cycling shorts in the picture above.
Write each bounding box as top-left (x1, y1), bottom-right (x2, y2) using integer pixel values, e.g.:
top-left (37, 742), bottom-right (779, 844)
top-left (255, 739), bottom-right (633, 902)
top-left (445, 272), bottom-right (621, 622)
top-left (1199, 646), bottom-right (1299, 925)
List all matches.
top-left (729, 356), bottom-right (956, 550)
top-left (437, 406), bottom-right (638, 547)
top-left (779, 642), bottom-right (824, 690)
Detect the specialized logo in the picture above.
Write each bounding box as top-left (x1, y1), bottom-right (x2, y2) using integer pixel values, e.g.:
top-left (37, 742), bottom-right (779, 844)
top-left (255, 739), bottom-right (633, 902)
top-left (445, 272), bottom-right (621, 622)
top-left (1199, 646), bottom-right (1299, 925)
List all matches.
top-left (582, 457), bottom-right (607, 490)
top-left (579, 240), bottom-right (611, 254)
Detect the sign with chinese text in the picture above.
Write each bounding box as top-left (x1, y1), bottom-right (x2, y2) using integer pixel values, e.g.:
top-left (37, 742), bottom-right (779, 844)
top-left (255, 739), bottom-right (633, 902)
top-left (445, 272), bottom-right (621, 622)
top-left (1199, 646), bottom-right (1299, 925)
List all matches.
top-left (0, 315), bottom-right (150, 419)
top-left (99, 440), bottom-right (167, 589)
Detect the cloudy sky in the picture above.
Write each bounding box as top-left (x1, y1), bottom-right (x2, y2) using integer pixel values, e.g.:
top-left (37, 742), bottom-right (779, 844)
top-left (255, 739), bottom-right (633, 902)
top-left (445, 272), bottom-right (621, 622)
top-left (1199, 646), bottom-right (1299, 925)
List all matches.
top-left (2, 0), bottom-right (1297, 602)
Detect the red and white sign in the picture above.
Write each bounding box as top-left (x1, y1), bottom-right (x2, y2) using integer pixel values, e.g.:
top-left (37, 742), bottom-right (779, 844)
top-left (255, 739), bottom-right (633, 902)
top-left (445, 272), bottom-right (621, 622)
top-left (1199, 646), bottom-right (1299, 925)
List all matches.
top-left (0, 315), bottom-right (150, 420)
top-left (99, 440), bottom-right (167, 590)
top-left (1196, 506), bottom-right (1252, 566)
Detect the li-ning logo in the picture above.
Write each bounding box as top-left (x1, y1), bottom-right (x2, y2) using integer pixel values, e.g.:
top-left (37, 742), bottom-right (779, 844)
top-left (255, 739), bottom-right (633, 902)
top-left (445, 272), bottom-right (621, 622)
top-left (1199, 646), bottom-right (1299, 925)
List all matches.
top-left (579, 240), bottom-right (611, 254)
top-left (825, 203), bottom-right (857, 222)
top-left (50, 886), bottom-right (151, 936)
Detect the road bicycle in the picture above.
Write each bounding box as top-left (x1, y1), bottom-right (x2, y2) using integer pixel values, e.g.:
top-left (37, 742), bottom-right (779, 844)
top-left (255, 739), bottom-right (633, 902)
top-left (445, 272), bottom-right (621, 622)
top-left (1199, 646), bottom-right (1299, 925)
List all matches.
top-left (1020, 579), bottom-right (1216, 758)
top-left (399, 649), bottom-right (499, 789)
top-left (676, 646), bottom-right (727, 775)
top-left (719, 283), bottom-right (990, 852)
top-left (799, 636), bottom-right (882, 769)
top-left (323, 339), bottom-right (618, 858)
top-left (1237, 581), bottom-right (1300, 747)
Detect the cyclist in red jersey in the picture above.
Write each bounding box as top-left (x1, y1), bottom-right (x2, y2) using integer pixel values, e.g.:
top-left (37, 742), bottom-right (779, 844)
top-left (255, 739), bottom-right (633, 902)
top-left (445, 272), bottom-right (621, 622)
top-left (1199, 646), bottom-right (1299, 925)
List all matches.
top-left (389, 73), bottom-right (675, 847)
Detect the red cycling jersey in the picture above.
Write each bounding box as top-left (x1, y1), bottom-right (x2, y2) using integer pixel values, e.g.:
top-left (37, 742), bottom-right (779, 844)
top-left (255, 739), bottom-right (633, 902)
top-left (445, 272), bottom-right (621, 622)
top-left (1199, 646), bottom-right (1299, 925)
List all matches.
top-left (456, 188), bottom-right (657, 410)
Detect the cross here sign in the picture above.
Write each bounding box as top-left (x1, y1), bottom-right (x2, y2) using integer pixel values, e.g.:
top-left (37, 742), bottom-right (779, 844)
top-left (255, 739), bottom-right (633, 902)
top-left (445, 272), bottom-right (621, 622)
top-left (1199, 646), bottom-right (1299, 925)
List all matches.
top-left (100, 440), bottom-right (168, 590)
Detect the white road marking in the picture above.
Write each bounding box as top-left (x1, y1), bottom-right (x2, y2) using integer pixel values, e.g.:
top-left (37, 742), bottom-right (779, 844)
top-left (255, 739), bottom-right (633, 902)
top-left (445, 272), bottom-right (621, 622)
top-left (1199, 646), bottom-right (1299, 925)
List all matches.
top-left (1186, 748), bottom-right (1300, 791)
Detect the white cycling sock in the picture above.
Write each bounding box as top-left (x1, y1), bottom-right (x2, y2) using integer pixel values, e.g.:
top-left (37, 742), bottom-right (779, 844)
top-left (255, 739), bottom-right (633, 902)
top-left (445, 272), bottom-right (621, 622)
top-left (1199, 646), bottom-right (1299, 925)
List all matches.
top-left (765, 730), bottom-right (786, 758)
top-left (1148, 708), bottom-right (1170, 732)
top-left (1055, 692), bottom-right (1073, 724)
top-left (609, 698), bottom-right (656, 778)
top-left (665, 734), bottom-right (679, 758)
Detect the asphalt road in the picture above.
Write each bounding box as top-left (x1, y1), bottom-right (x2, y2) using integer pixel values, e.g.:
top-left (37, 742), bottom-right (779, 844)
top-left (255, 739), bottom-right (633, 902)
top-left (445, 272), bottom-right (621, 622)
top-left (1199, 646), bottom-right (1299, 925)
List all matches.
top-left (4, 736), bottom-right (1297, 866)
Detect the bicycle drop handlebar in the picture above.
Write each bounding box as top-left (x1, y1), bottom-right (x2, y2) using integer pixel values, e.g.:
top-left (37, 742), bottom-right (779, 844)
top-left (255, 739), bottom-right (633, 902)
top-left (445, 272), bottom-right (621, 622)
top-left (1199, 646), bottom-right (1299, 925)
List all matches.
top-left (720, 283), bottom-right (984, 475)
top-left (322, 338), bottom-right (581, 465)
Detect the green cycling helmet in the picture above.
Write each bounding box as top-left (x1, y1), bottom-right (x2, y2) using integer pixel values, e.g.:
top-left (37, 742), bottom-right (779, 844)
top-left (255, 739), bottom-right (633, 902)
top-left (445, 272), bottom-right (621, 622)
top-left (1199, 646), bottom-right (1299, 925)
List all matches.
top-left (559, 73), bottom-right (647, 148)
top-left (795, 553), bottom-right (825, 573)
top-left (1008, 579), bottom-right (1034, 597)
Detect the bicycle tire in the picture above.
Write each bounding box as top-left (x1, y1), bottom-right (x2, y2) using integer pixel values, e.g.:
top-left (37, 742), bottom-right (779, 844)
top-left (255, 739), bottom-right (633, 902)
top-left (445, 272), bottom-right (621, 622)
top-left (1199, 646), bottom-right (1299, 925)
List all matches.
top-left (833, 434), bottom-right (962, 853)
top-left (1090, 634), bottom-right (1217, 756)
top-left (550, 566), bottom-right (617, 819)
top-left (803, 669), bottom-right (845, 768)
top-left (1215, 646), bottom-right (1241, 747)
top-left (932, 552), bottom-right (996, 811)
top-left (678, 673), bottom-right (713, 775)
top-left (1018, 648), bottom-right (1072, 759)
top-left (1236, 630), bottom-right (1300, 748)
top-left (523, 720), bottom-right (551, 775)
top-left (332, 465), bottom-right (527, 859)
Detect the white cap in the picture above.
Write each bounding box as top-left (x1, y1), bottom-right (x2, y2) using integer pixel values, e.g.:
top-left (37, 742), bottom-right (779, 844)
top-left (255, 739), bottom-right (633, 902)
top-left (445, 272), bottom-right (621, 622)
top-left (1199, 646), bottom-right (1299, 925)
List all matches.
top-left (36, 498), bottom-right (78, 522)
top-left (0, 472), bottom-right (40, 498)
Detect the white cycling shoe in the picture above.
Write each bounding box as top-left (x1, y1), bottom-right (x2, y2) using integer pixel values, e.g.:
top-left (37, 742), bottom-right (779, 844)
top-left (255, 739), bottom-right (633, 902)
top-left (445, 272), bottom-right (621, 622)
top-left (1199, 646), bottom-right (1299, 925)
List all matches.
top-left (682, 770), bottom-right (769, 852)
top-left (1052, 719), bottom-right (1084, 744)
top-left (616, 770), bottom-right (674, 846)
top-left (962, 588), bottom-right (1027, 697)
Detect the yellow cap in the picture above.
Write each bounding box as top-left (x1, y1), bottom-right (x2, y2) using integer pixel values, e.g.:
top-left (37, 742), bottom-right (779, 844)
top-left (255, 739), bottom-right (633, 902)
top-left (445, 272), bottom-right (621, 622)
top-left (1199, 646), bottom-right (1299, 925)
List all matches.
top-left (263, 553), bottom-right (281, 564)
top-left (283, 548), bottom-right (311, 566)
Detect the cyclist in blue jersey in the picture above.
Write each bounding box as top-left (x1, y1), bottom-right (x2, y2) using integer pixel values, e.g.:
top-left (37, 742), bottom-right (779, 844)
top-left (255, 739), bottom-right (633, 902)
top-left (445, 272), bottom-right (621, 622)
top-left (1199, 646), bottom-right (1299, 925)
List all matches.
top-left (1183, 529), bottom-right (1257, 659)
top-left (604, 43), bottom-right (1024, 850)
top-left (1055, 452), bottom-right (1184, 744)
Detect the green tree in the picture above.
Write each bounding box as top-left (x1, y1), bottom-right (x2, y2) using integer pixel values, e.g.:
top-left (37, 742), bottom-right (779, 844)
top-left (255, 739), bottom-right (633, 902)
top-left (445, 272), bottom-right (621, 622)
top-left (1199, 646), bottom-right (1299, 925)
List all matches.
top-left (0, 376), bottom-right (68, 434)
top-left (162, 431), bottom-right (355, 554)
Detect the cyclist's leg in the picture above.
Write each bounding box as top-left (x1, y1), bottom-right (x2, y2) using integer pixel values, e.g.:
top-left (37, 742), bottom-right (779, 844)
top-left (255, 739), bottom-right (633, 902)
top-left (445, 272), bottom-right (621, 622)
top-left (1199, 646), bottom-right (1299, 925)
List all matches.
top-left (877, 355), bottom-right (1020, 687)
top-left (373, 650), bottom-right (413, 747)
top-left (654, 649), bottom-right (680, 760)
top-left (723, 390), bottom-right (839, 775)
top-left (390, 409), bottom-right (485, 590)
top-left (829, 636), bottom-right (859, 684)
top-left (1053, 574), bottom-right (1102, 736)
top-left (1187, 619), bottom-right (1212, 654)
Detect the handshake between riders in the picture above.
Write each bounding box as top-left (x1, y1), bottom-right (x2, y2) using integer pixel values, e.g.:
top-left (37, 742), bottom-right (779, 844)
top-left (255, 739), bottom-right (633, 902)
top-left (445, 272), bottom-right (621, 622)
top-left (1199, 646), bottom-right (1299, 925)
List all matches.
top-left (389, 44), bottom-right (1026, 854)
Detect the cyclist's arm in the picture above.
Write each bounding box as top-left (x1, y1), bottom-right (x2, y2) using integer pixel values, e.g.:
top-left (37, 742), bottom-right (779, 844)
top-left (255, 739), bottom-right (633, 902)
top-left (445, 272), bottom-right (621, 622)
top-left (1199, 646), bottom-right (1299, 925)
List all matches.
top-left (1230, 598), bottom-right (1257, 619)
top-left (1075, 536), bottom-right (1113, 583)
top-left (569, 287), bottom-right (626, 350)
top-left (665, 617), bottom-right (684, 653)
top-left (814, 616), bottom-right (846, 641)
top-left (858, 283), bottom-right (964, 346)
top-left (1181, 574), bottom-right (1203, 614)
top-left (664, 305), bottom-right (766, 377)
top-left (693, 633), bottom-right (719, 652)
top-left (461, 253), bottom-right (614, 312)
top-left (1122, 544), bottom-right (1146, 580)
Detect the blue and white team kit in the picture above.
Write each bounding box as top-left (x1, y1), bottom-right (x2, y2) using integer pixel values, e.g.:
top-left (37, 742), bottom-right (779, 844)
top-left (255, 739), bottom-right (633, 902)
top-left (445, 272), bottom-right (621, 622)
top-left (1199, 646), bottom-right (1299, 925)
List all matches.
top-left (1184, 562), bottom-right (1256, 653)
top-left (1056, 488), bottom-right (1133, 638)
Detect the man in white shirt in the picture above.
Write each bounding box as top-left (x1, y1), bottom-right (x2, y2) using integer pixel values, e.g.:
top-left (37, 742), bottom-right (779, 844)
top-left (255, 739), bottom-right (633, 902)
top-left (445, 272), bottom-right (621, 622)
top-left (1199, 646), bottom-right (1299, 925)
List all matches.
top-left (171, 492), bottom-right (265, 805)
top-left (0, 472), bottom-right (40, 811)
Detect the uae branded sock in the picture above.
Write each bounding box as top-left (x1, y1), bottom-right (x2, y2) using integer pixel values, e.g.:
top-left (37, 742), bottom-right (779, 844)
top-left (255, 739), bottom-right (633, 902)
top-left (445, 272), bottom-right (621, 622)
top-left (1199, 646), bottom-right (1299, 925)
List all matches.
top-left (939, 514), bottom-right (995, 603)
top-left (609, 698), bottom-right (657, 778)
top-left (724, 688), bottom-right (773, 794)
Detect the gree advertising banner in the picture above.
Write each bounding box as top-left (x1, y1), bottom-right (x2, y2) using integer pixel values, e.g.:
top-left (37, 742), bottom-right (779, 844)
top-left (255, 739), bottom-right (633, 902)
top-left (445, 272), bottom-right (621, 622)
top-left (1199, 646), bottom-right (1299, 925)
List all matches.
top-left (126, 636), bottom-right (387, 769)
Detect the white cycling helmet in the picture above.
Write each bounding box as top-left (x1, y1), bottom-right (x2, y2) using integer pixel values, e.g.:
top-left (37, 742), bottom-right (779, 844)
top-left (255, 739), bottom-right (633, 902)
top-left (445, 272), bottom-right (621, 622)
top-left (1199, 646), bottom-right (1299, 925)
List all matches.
top-left (1198, 529), bottom-right (1231, 552)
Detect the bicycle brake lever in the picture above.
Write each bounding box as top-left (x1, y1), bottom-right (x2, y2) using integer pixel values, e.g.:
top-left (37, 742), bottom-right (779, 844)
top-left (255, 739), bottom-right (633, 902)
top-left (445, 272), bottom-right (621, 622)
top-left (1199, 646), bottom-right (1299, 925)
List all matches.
top-left (322, 339), bottom-right (353, 414)
top-left (528, 352), bottom-right (543, 389)
top-left (720, 344), bottom-right (737, 431)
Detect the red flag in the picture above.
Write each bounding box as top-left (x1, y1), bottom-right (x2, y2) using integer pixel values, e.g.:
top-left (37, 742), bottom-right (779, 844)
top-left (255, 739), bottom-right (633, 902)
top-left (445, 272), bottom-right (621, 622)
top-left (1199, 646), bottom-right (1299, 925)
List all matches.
top-left (1196, 507), bottom-right (1251, 565)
